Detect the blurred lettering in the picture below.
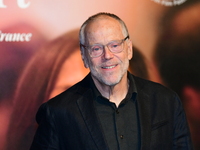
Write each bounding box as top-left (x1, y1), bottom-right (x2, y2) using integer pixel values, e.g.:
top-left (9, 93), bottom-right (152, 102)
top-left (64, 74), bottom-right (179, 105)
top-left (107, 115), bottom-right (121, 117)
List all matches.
top-left (18, 0), bottom-right (30, 8)
top-left (0, 31), bottom-right (32, 42)
top-left (0, 0), bottom-right (30, 8)
top-left (0, 0), bottom-right (6, 8)
top-left (151, 0), bottom-right (187, 6)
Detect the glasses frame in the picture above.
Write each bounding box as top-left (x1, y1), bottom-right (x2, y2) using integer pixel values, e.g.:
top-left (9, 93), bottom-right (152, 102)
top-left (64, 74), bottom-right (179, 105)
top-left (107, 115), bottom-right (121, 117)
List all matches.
top-left (80, 35), bottom-right (129, 58)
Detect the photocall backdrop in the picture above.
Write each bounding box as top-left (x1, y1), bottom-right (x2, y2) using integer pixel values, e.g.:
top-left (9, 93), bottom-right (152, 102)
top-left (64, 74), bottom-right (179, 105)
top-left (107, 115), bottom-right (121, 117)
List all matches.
top-left (0, 0), bottom-right (200, 149)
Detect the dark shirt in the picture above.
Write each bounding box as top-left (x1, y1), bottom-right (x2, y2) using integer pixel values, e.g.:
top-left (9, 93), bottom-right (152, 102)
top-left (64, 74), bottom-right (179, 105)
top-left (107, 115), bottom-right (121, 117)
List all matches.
top-left (91, 72), bottom-right (140, 150)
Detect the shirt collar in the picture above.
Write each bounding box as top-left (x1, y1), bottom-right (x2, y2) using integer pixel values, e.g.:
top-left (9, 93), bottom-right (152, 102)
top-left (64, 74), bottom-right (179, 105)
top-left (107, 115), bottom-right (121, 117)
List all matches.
top-left (90, 72), bottom-right (137, 102)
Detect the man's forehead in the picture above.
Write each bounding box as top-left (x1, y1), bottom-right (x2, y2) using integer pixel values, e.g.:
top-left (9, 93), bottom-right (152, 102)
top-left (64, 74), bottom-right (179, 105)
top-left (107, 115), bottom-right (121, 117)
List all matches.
top-left (86, 16), bottom-right (120, 30)
top-left (85, 17), bottom-right (121, 35)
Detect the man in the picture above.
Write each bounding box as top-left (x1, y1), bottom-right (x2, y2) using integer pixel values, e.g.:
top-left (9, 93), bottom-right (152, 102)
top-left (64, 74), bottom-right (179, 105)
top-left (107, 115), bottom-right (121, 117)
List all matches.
top-left (30, 12), bottom-right (192, 150)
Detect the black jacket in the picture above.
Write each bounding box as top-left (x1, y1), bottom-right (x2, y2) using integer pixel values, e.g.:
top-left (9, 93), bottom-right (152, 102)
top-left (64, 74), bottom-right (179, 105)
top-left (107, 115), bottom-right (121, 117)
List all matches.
top-left (30, 73), bottom-right (193, 150)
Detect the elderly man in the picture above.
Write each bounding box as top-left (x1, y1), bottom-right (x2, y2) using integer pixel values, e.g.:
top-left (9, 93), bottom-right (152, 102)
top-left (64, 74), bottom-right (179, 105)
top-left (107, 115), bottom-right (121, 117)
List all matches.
top-left (30, 12), bottom-right (193, 150)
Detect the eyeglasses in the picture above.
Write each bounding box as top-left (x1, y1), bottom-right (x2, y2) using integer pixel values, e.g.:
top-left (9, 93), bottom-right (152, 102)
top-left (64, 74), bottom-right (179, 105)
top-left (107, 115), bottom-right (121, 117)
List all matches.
top-left (80, 35), bottom-right (129, 58)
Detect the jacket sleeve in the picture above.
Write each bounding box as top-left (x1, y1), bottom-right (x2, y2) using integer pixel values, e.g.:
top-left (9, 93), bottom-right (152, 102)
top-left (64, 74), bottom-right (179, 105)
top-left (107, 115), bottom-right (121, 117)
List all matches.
top-left (30, 103), bottom-right (59, 150)
top-left (173, 94), bottom-right (193, 149)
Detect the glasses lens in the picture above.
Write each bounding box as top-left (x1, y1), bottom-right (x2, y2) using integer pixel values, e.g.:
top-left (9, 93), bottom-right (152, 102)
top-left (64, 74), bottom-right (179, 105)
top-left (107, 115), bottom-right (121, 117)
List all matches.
top-left (88, 36), bottom-right (128, 58)
top-left (108, 41), bottom-right (123, 53)
top-left (90, 45), bottom-right (103, 57)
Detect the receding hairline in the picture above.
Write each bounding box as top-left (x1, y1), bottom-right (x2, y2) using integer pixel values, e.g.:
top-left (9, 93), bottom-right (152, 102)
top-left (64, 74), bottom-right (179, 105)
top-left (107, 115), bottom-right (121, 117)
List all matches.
top-left (81, 12), bottom-right (124, 28)
top-left (79, 12), bottom-right (129, 45)
top-left (84, 15), bottom-right (124, 36)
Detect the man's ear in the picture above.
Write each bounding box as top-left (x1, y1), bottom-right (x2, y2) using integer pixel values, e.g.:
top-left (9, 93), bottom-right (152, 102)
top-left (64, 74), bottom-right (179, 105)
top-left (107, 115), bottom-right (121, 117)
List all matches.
top-left (127, 40), bottom-right (133, 60)
top-left (81, 49), bottom-right (89, 68)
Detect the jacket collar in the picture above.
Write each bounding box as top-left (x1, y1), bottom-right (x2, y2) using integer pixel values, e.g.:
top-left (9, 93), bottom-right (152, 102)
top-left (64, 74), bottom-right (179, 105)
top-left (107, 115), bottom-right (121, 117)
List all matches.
top-left (76, 73), bottom-right (109, 150)
top-left (134, 76), bottom-right (152, 149)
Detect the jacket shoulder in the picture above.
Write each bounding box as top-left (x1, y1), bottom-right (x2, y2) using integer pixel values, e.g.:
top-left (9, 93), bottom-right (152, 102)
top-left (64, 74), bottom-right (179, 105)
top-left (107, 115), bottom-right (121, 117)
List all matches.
top-left (46, 74), bottom-right (91, 107)
top-left (133, 75), bottom-right (180, 105)
top-left (134, 75), bottom-right (175, 95)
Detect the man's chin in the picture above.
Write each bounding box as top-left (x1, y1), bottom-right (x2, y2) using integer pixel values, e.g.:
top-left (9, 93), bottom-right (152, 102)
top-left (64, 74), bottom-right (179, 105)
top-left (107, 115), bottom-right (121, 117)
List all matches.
top-left (91, 73), bottom-right (121, 86)
top-left (100, 78), bottom-right (120, 86)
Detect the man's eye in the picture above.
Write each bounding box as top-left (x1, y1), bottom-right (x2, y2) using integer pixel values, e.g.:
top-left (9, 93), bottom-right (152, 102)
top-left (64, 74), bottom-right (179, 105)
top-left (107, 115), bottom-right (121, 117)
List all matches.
top-left (91, 46), bottom-right (101, 51)
top-left (110, 43), bottom-right (120, 48)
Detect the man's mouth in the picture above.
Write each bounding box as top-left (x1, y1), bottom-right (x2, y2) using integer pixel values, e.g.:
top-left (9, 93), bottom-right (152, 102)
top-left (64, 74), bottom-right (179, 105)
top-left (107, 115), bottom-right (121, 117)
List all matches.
top-left (102, 65), bottom-right (117, 69)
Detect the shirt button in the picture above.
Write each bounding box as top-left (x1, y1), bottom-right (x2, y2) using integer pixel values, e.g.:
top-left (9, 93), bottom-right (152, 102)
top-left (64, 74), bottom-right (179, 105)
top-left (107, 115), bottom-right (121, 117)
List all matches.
top-left (120, 135), bottom-right (124, 139)
top-left (116, 109), bottom-right (119, 114)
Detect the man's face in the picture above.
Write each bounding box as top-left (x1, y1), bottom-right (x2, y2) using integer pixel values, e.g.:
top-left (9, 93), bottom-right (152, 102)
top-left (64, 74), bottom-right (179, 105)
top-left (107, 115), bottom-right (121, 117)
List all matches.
top-left (83, 16), bottom-right (132, 86)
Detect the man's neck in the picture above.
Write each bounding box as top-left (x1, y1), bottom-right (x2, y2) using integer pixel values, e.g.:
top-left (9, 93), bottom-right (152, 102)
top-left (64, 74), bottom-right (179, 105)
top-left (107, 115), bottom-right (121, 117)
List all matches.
top-left (92, 75), bottom-right (129, 107)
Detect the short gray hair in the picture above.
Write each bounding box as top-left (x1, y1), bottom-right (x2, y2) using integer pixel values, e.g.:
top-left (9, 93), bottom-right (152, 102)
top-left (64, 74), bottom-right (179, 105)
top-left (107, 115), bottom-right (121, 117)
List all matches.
top-left (79, 12), bottom-right (129, 52)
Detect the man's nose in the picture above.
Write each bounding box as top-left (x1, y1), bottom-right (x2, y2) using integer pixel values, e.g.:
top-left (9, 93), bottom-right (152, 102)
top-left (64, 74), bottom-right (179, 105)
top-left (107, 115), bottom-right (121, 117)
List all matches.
top-left (103, 46), bottom-right (114, 59)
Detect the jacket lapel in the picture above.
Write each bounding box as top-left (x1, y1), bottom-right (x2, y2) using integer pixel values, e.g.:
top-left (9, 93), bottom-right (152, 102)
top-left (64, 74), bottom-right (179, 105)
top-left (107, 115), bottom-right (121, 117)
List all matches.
top-left (137, 92), bottom-right (152, 149)
top-left (135, 77), bottom-right (152, 149)
top-left (76, 75), bottom-right (108, 150)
